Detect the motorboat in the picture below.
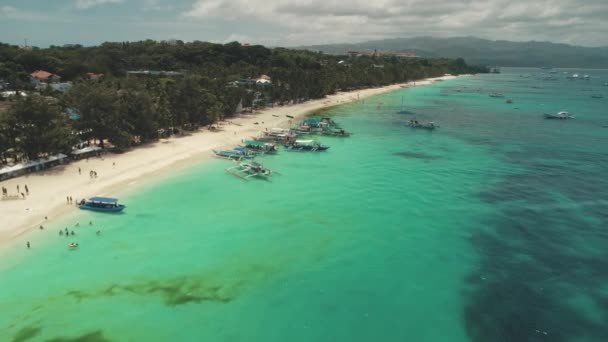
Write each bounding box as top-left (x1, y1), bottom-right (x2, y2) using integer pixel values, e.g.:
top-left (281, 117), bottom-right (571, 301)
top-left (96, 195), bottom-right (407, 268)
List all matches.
top-left (544, 111), bottom-right (574, 120)
top-left (283, 140), bottom-right (330, 151)
top-left (79, 197), bottom-right (125, 213)
top-left (212, 148), bottom-right (255, 160)
top-left (407, 120), bottom-right (438, 130)
top-left (489, 93), bottom-right (505, 98)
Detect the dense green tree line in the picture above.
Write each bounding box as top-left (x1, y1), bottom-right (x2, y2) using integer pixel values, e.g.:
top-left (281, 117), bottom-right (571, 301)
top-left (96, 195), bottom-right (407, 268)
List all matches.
top-left (0, 40), bottom-right (486, 162)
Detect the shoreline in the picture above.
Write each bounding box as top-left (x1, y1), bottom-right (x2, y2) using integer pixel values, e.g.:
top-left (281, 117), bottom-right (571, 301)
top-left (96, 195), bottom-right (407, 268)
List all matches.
top-left (0, 75), bottom-right (459, 249)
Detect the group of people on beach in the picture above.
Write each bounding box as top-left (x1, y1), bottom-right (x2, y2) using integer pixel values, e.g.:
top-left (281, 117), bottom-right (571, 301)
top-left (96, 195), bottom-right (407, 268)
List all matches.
top-left (1, 184), bottom-right (29, 199)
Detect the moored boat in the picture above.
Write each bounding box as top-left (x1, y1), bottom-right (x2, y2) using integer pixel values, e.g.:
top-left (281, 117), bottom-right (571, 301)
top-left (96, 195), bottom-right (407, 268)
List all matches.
top-left (544, 111), bottom-right (574, 120)
top-left (212, 148), bottom-right (255, 160)
top-left (407, 120), bottom-right (438, 130)
top-left (591, 94), bottom-right (604, 99)
top-left (489, 93), bottom-right (505, 98)
top-left (242, 140), bottom-right (278, 154)
top-left (79, 197), bottom-right (126, 213)
top-left (319, 128), bottom-right (351, 137)
top-left (283, 140), bottom-right (330, 151)
top-left (225, 161), bottom-right (275, 181)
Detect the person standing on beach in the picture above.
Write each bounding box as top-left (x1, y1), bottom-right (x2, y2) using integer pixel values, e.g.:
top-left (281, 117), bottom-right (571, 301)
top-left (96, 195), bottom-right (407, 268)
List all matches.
top-left (78, 167), bottom-right (81, 175)
top-left (24, 185), bottom-right (29, 195)
top-left (17, 185), bottom-right (20, 193)
top-left (67, 196), bottom-right (70, 204)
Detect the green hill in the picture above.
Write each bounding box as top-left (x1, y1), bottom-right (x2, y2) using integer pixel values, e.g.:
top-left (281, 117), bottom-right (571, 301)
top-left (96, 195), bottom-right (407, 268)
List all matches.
top-left (298, 36), bottom-right (608, 68)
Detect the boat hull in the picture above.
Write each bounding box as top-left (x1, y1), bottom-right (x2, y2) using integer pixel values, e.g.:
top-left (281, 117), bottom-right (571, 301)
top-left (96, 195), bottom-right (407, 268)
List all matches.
top-left (283, 145), bottom-right (330, 151)
top-left (79, 204), bottom-right (126, 213)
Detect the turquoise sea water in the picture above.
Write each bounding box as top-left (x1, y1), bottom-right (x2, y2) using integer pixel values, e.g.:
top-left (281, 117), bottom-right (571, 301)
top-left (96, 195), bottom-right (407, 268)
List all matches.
top-left (1, 69), bottom-right (607, 341)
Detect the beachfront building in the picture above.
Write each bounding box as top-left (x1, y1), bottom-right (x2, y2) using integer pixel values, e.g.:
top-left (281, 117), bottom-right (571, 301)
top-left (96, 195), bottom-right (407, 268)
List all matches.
top-left (0, 154), bottom-right (68, 181)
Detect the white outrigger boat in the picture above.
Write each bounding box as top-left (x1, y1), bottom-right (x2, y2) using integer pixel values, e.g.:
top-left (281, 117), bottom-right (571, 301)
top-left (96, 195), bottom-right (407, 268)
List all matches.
top-left (225, 161), bottom-right (274, 181)
top-left (212, 148), bottom-right (255, 160)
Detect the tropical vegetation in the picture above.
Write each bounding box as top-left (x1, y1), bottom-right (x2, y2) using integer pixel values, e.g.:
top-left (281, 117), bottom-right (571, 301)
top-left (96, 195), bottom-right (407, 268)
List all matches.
top-left (0, 40), bottom-right (487, 163)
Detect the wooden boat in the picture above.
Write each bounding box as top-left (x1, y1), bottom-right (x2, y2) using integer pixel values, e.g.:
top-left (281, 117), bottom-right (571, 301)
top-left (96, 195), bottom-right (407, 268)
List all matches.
top-left (544, 111), bottom-right (574, 120)
top-left (226, 161), bottom-right (274, 181)
top-left (320, 117), bottom-right (340, 128)
top-left (283, 140), bottom-right (330, 151)
top-left (489, 93), bottom-right (505, 98)
top-left (319, 128), bottom-right (351, 137)
top-left (407, 120), bottom-right (438, 130)
top-left (243, 140), bottom-right (277, 154)
top-left (79, 197), bottom-right (125, 213)
top-left (212, 148), bottom-right (255, 160)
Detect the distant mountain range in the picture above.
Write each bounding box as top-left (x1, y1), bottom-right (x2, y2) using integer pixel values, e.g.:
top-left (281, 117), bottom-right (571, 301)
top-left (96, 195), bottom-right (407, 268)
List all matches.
top-left (297, 37), bottom-right (608, 68)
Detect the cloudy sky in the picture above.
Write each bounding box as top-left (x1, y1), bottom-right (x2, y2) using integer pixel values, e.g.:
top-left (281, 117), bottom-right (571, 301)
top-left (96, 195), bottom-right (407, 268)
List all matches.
top-left (0, 0), bottom-right (606, 47)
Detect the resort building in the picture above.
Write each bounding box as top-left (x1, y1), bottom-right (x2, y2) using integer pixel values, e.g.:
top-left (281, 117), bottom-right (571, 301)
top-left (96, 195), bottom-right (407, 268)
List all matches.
top-left (30, 70), bottom-right (61, 86)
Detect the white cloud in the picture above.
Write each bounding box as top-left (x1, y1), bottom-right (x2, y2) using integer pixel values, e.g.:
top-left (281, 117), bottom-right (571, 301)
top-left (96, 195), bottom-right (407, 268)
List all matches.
top-left (0, 5), bottom-right (49, 20)
top-left (182, 0), bottom-right (608, 46)
top-left (143, 0), bottom-right (173, 11)
top-left (76, 0), bottom-right (123, 10)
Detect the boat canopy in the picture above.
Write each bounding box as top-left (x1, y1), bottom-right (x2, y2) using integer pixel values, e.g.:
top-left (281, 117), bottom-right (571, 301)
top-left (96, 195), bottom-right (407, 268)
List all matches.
top-left (295, 140), bottom-right (314, 144)
top-left (88, 196), bottom-right (118, 203)
top-left (303, 118), bottom-right (320, 125)
top-left (244, 140), bottom-right (267, 146)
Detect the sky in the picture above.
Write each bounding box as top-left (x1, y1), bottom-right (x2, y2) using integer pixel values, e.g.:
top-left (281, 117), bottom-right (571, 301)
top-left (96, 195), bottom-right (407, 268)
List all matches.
top-left (0, 0), bottom-right (607, 47)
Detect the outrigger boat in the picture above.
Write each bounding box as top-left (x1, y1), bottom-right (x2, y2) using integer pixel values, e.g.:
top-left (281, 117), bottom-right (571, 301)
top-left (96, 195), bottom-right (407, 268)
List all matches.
top-left (79, 197), bottom-right (126, 213)
top-left (320, 117), bottom-right (341, 128)
top-left (283, 140), bottom-right (330, 151)
top-left (489, 93), bottom-right (505, 98)
top-left (225, 161), bottom-right (275, 181)
top-left (242, 140), bottom-right (278, 154)
top-left (407, 120), bottom-right (438, 130)
top-left (544, 111), bottom-right (574, 120)
top-left (319, 128), bottom-right (351, 137)
top-left (212, 148), bottom-right (255, 160)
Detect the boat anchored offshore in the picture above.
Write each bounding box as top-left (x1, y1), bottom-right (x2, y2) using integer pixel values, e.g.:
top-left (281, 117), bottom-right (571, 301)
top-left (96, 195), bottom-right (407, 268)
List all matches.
top-left (408, 119), bottom-right (438, 130)
top-left (319, 128), bottom-right (351, 137)
top-left (591, 94), bottom-right (604, 99)
top-left (544, 111), bottom-right (574, 120)
top-left (212, 148), bottom-right (255, 160)
top-left (79, 197), bottom-right (126, 213)
top-left (283, 140), bottom-right (330, 151)
top-left (489, 93), bottom-right (505, 98)
top-left (225, 161), bottom-right (275, 181)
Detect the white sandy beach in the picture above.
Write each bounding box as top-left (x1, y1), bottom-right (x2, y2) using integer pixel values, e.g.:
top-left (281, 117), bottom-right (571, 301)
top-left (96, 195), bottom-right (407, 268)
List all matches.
top-left (0, 76), bottom-right (457, 247)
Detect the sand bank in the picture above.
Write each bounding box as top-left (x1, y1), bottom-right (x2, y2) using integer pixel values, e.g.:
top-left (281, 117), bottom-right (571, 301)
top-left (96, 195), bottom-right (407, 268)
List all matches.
top-left (0, 75), bottom-right (457, 247)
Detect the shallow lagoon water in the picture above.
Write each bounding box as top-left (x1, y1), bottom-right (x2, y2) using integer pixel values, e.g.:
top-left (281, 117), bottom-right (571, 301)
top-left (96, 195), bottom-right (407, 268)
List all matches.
top-left (1, 69), bottom-right (607, 341)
